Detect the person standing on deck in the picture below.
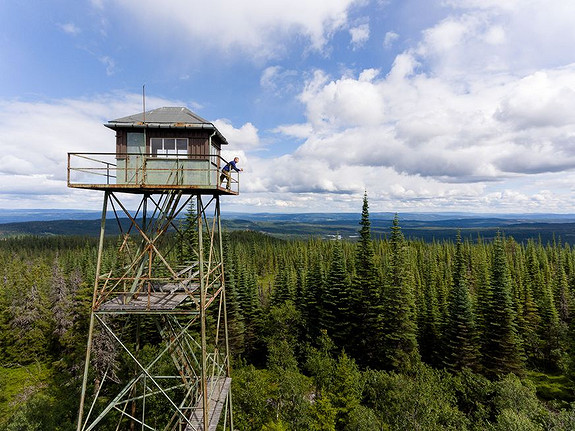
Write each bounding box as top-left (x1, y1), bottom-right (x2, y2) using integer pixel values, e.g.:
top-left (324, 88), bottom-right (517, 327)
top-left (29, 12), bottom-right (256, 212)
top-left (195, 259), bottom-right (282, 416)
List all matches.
top-left (220, 157), bottom-right (243, 189)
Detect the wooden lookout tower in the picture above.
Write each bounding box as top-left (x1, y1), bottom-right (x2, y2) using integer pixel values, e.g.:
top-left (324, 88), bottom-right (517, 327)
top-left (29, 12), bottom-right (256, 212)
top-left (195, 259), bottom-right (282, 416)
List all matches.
top-left (68, 107), bottom-right (236, 430)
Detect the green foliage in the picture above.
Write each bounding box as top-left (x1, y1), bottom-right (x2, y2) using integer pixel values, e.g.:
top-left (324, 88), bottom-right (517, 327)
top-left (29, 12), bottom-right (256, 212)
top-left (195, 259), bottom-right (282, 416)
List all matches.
top-left (3, 200), bottom-right (575, 429)
top-left (261, 420), bottom-right (290, 431)
top-left (443, 232), bottom-right (479, 371)
top-left (381, 214), bottom-right (419, 371)
top-left (308, 396), bottom-right (337, 431)
top-left (365, 364), bottom-right (469, 431)
top-left (481, 233), bottom-right (523, 377)
top-left (491, 374), bottom-right (548, 431)
top-left (526, 372), bottom-right (575, 403)
top-left (351, 194), bottom-right (385, 368)
top-left (232, 365), bottom-right (276, 430)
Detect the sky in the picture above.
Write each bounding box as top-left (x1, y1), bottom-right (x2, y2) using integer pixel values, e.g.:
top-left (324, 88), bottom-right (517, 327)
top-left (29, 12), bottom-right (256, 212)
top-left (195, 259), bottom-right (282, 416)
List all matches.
top-left (1, 0), bottom-right (575, 214)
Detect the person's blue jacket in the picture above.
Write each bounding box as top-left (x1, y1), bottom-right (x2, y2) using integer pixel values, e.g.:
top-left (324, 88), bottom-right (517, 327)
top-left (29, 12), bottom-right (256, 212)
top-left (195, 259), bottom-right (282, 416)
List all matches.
top-left (222, 160), bottom-right (240, 173)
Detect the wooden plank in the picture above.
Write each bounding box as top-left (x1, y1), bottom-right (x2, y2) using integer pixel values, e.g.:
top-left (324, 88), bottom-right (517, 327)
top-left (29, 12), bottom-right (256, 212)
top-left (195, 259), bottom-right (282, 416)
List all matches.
top-left (186, 377), bottom-right (231, 431)
top-left (98, 292), bottom-right (189, 311)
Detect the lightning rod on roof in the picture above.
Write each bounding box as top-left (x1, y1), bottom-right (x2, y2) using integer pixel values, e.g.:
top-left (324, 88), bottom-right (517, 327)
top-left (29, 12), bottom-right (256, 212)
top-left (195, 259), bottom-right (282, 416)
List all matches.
top-left (142, 84), bottom-right (146, 124)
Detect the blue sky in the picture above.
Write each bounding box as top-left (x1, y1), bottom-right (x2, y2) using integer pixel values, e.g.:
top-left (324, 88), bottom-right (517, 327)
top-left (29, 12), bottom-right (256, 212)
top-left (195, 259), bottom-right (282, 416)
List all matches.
top-left (1, 0), bottom-right (575, 213)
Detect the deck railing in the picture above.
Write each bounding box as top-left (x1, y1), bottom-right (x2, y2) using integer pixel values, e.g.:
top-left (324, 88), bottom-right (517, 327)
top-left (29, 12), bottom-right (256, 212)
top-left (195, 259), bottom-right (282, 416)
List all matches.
top-left (67, 152), bottom-right (239, 192)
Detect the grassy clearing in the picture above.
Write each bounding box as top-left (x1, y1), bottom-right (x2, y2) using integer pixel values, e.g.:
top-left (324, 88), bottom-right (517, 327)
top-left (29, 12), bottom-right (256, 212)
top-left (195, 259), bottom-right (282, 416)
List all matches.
top-left (526, 371), bottom-right (575, 405)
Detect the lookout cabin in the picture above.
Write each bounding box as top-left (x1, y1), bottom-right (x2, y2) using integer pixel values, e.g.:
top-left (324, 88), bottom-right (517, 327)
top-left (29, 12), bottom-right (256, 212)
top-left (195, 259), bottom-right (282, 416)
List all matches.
top-left (67, 106), bottom-right (239, 194)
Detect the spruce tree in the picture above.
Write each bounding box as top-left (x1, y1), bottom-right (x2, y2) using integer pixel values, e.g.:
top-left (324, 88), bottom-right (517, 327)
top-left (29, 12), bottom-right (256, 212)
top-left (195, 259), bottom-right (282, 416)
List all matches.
top-left (179, 200), bottom-right (198, 264)
top-left (271, 266), bottom-right (294, 307)
top-left (303, 255), bottom-right (325, 343)
top-left (481, 233), bottom-right (523, 377)
top-left (443, 232), bottom-right (479, 372)
top-left (417, 247), bottom-right (442, 367)
top-left (381, 214), bottom-right (419, 371)
top-left (350, 193), bottom-right (383, 367)
top-left (222, 234), bottom-right (245, 357)
top-left (321, 239), bottom-right (352, 351)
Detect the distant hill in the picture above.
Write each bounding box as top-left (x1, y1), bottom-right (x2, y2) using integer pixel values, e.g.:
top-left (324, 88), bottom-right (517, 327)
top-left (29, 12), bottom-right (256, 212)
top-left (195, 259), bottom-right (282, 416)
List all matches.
top-left (0, 209), bottom-right (101, 224)
top-left (0, 210), bottom-right (574, 244)
top-left (223, 213), bottom-right (575, 244)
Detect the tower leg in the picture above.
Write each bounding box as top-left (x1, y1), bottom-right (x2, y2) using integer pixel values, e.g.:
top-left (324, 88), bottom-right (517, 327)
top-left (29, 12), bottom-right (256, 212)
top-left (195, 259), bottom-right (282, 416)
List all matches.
top-left (76, 191), bottom-right (232, 430)
top-left (77, 191), bottom-right (109, 431)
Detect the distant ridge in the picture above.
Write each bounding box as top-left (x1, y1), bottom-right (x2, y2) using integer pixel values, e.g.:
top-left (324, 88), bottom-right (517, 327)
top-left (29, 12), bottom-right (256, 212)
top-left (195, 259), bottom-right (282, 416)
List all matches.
top-left (1, 209), bottom-right (574, 225)
top-left (0, 209), bottom-right (101, 224)
top-left (1, 210), bottom-right (574, 244)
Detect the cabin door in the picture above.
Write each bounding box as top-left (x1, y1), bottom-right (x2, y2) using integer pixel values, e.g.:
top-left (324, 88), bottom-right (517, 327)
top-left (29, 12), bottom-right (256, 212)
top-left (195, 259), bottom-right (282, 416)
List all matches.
top-left (125, 132), bottom-right (146, 183)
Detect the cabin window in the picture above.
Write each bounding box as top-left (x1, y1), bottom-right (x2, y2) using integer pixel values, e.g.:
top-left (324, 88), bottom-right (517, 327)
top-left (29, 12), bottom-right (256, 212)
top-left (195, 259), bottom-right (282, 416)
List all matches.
top-left (151, 138), bottom-right (188, 157)
top-left (210, 142), bottom-right (219, 167)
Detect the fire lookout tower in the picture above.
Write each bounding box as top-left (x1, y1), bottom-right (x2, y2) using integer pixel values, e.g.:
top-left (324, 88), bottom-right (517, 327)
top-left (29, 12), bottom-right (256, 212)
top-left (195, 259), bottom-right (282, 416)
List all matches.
top-left (68, 107), bottom-right (236, 430)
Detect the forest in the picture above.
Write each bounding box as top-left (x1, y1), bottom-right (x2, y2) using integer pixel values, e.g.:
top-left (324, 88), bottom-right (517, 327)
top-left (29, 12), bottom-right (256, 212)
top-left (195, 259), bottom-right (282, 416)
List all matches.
top-left (1, 194), bottom-right (575, 430)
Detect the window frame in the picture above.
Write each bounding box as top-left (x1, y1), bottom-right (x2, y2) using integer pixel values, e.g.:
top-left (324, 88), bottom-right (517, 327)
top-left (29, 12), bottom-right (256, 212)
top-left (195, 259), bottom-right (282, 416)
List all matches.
top-left (150, 138), bottom-right (189, 157)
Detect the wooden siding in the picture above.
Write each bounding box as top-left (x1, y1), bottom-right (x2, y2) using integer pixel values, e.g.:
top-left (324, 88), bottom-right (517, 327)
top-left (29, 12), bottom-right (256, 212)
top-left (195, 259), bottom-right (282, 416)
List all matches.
top-left (113, 128), bottom-right (222, 158)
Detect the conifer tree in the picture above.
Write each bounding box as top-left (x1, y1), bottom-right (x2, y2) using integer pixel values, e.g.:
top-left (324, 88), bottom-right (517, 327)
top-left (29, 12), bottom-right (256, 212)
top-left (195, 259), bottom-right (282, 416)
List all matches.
top-left (521, 240), bottom-right (542, 364)
top-left (50, 258), bottom-right (74, 340)
top-left (303, 255), bottom-right (325, 343)
top-left (350, 193), bottom-right (383, 367)
top-left (271, 266), bottom-right (294, 307)
top-left (179, 200), bottom-right (198, 264)
top-left (236, 263), bottom-right (265, 364)
top-left (443, 232), bottom-right (478, 372)
top-left (481, 233), bottom-right (523, 377)
top-left (554, 249), bottom-right (572, 325)
top-left (321, 239), bottom-right (352, 351)
top-left (471, 237), bottom-right (491, 369)
top-left (222, 234), bottom-right (245, 357)
top-left (381, 214), bottom-right (419, 371)
top-left (417, 247), bottom-right (442, 367)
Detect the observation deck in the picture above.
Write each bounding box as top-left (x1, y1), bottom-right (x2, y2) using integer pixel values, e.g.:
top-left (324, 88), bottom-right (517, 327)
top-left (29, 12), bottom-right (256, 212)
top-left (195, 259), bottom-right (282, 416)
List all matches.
top-left (67, 152), bottom-right (239, 195)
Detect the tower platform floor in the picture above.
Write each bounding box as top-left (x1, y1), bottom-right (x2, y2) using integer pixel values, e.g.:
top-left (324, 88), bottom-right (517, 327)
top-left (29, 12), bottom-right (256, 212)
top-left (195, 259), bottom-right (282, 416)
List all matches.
top-left (186, 377), bottom-right (232, 431)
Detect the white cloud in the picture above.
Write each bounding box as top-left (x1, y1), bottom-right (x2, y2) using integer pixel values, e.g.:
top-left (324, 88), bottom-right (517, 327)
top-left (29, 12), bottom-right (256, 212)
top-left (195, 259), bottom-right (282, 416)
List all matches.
top-left (0, 94), bottom-right (175, 208)
top-left (349, 24), bottom-right (370, 49)
top-left (419, 1), bottom-right (575, 78)
top-left (59, 23), bottom-right (81, 35)
top-left (105, 0), bottom-right (363, 58)
top-left (257, 0), bottom-right (575, 213)
top-left (494, 69), bottom-right (575, 129)
top-left (383, 31), bottom-right (399, 49)
top-left (213, 120), bottom-right (261, 150)
top-left (260, 66), bottom-right (299, 95)
top-left (272, 123), bottom-right (313, 139)
top-left (6, 0), bottom-right (575, 214)
top-left (99, 56), bottom-right (117, 76)
top-left (298, 69), bottom-right (385, 130)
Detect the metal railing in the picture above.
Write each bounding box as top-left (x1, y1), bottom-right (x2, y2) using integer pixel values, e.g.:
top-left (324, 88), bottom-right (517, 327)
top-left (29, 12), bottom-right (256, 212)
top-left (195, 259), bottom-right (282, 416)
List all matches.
top-left (67, 152), bottom-right (239, 192)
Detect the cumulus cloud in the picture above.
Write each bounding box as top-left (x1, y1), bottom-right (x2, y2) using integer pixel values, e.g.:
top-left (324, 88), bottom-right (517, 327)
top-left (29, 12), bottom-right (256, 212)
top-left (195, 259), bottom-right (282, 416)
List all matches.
top-left (298, 69), bottom-right (385, 130)
top-left (257, 0), bottom-right (575, 212)
top-left (6, 0), bottom-right (575, 214)
top-left (105, 0), bottom-right (362, 58)
top-left (214, 119), bottom-right (261, 150)
top-left (494, 69), bottom-right (575, 129)
top-left (0, 94), bottom-right (176, 208)
top-left (260, 66), bottom-right (299, 95)
top-left (272, 123), bottom-right (313, 139)
top-left (383, 31), bottom-right (399, 49)
top-left (349, 23), bottom-right (370, 49)
top-left (284, 61), bottom-right (575, 182)
top-left (419, 1), bottom-right (575, 78)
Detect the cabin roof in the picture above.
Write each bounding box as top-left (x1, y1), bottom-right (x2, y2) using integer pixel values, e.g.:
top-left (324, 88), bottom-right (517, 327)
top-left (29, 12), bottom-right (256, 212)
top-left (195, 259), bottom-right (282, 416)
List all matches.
top-left (105, 106), bottom-right (228, 144)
